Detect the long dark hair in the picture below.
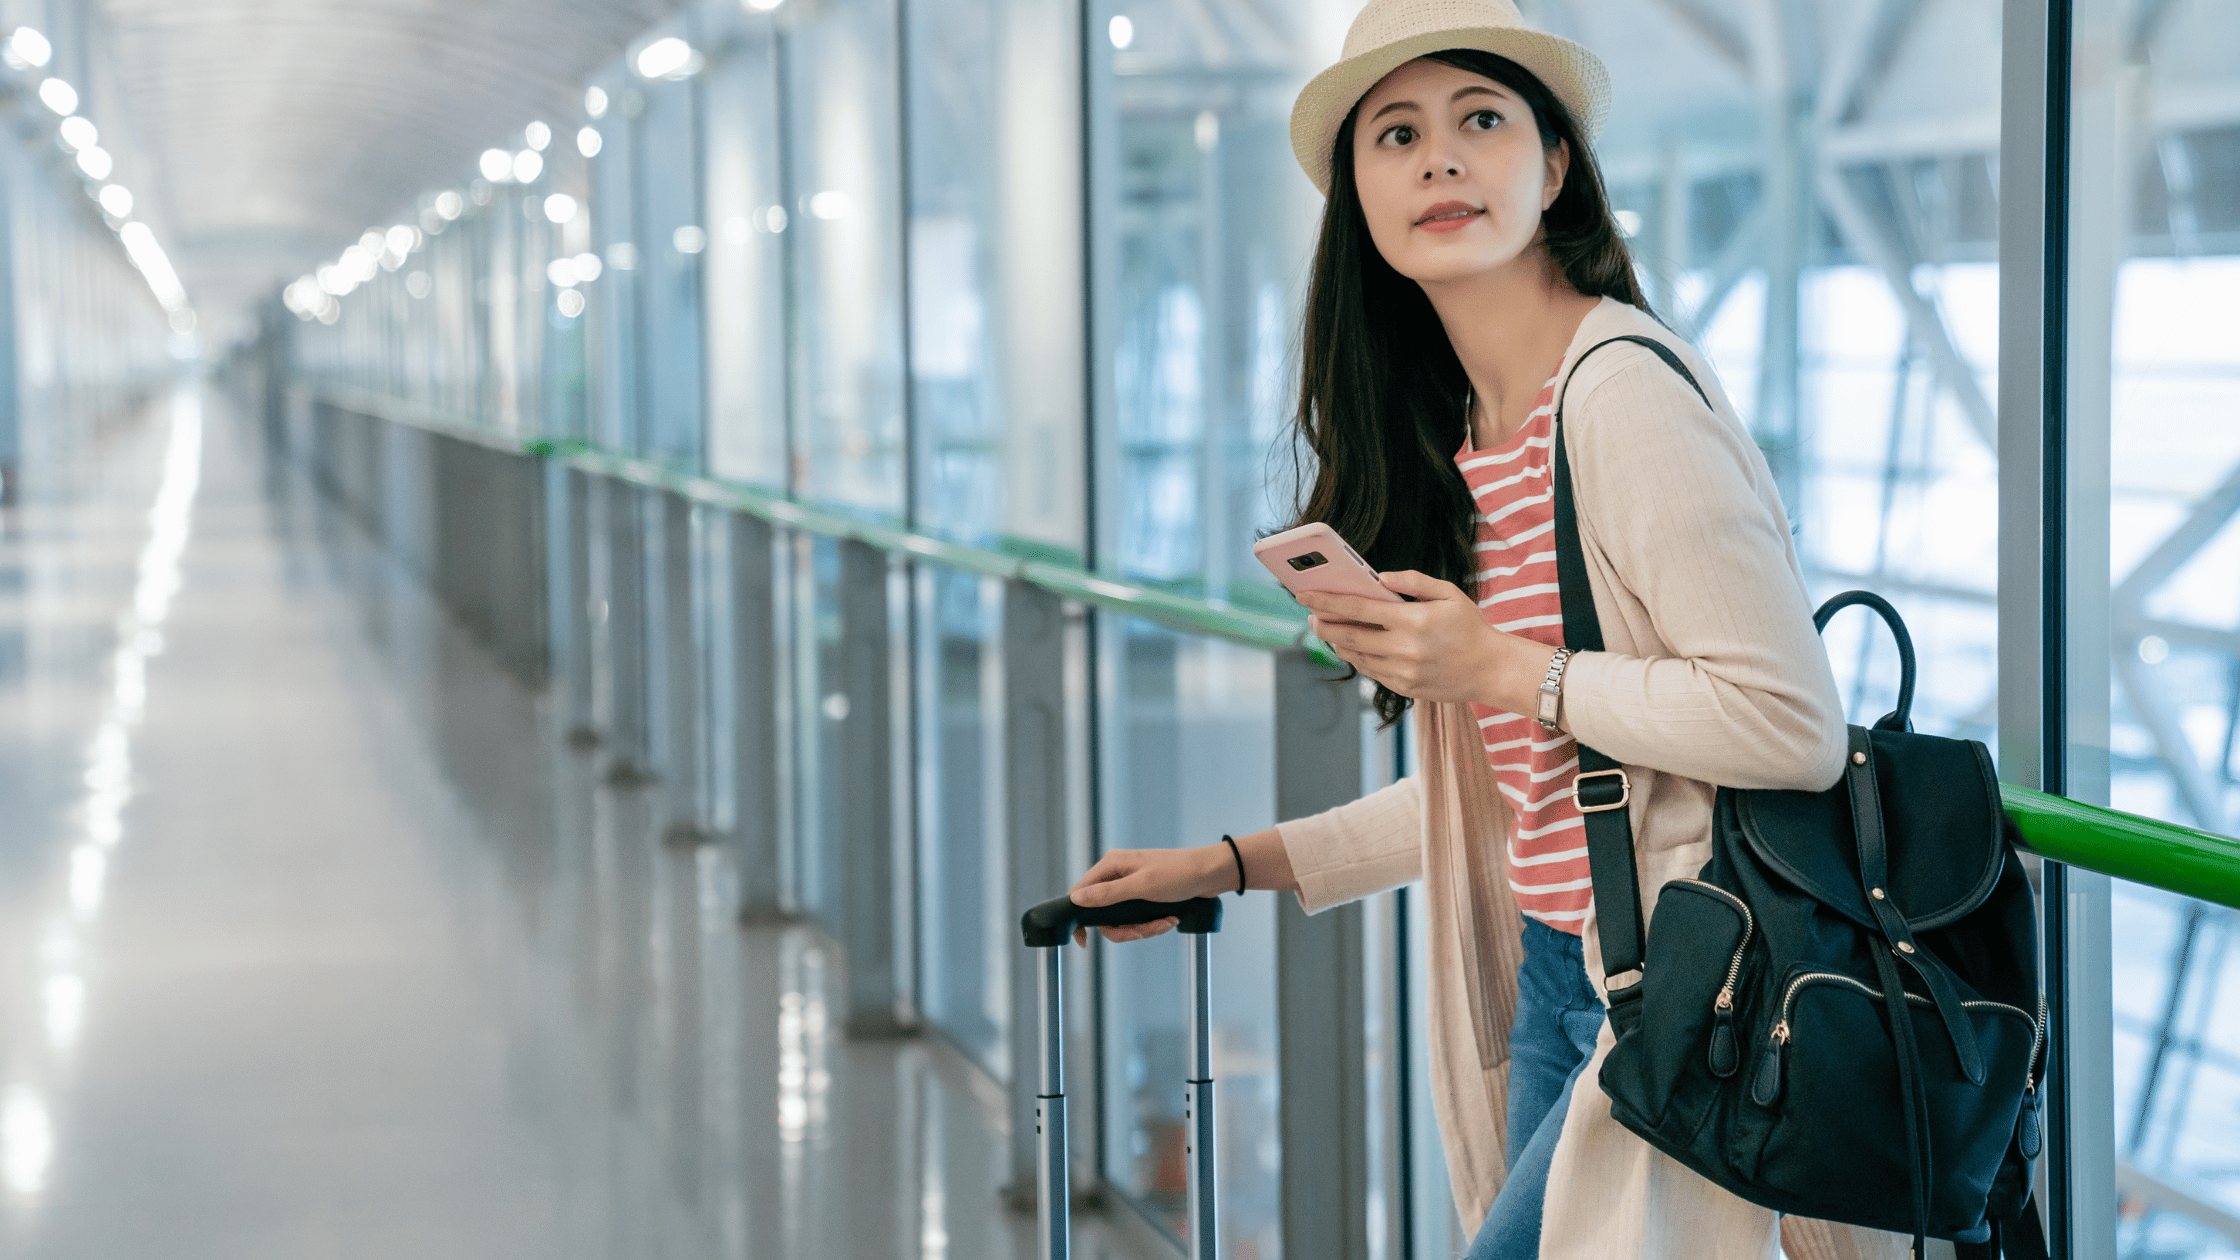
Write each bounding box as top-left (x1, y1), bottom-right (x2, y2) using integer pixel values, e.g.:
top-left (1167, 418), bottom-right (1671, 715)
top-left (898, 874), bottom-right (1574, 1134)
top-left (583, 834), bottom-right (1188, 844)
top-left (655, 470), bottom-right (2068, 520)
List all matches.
top-left (1287, 48), bottom-right (1651, 726)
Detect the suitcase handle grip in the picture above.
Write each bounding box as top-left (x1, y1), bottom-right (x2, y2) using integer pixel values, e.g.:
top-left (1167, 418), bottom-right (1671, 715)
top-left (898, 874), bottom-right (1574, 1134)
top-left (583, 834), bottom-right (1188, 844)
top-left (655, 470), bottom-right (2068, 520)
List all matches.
top-left (1020, 894), bottom-right (1223, 947)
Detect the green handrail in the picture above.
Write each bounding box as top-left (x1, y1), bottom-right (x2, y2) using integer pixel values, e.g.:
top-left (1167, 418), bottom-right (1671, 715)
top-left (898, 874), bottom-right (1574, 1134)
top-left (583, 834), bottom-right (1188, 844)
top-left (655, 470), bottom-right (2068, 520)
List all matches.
top-left (2002, 783), bottom-right (2240, 911)
top-left (322, 388), bottom-right (1333, 662)
top-left (318, 389), bottom-right (2240, 912)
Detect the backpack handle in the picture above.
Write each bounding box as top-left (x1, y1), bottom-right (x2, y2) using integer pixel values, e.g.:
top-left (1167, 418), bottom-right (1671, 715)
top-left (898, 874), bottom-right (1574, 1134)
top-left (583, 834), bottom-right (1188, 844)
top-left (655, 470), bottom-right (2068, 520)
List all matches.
top-left (1813, 590), bottom-right (1916, 733)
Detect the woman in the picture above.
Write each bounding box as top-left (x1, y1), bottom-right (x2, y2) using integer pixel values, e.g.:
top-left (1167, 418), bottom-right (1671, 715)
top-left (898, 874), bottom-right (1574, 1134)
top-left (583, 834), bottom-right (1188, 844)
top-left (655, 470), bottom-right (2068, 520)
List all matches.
top-left (1068, 2), bottom-right (1901, 1257)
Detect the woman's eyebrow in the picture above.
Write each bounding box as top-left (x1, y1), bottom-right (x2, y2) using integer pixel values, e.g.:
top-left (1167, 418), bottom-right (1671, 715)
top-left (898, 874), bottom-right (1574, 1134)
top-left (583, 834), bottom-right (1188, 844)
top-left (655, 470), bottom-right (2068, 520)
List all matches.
top-left (1368, 84), bottom-right (1505, 123)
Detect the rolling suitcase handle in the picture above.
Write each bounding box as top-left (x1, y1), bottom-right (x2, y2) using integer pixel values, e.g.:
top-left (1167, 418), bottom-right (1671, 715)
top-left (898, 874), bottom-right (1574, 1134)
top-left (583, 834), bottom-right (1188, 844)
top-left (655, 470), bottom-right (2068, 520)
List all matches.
top-left (1019, 895), bottom-right (1225, 1260)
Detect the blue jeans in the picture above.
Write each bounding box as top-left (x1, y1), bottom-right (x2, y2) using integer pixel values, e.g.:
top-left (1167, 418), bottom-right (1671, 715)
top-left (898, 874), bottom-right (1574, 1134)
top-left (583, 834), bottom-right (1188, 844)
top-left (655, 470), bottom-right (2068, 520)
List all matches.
top-left (1464, 918), bottom-right (1606, 1260)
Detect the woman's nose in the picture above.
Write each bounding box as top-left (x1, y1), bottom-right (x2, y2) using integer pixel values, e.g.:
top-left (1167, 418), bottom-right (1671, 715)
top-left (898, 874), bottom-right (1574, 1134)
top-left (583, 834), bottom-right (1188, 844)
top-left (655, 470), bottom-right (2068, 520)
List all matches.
top-left (1420, 151), bottom-right (1462, 181)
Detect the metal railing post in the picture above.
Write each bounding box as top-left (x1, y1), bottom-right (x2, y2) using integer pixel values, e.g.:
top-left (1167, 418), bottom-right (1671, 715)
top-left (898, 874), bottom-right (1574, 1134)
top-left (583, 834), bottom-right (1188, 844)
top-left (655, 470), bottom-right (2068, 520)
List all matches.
top-left (837, 536), bottom-right (908, 1035)
top-left (662, 490), bottom-right (709, 840)
top-left (1274, 647), bottom-right (1370, 1259)
top-left (731, 510), bottom-right (784, 918)
top-left (563, 465), bottom-right (599, 745)
top-left (605, 481), bottom-right (657, 785)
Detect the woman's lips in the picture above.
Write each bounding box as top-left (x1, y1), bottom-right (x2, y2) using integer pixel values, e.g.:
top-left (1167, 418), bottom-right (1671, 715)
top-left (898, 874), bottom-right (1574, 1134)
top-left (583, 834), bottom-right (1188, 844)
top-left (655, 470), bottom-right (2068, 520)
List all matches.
top-left (1415, 202), bottom-right (1483, 233)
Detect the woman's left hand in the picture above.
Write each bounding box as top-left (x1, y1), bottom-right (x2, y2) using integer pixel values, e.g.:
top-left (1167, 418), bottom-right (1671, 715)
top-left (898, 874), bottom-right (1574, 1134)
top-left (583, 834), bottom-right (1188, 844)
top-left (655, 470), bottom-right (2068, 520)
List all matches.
top-left (1299, 570), bottom-right (1551, 712)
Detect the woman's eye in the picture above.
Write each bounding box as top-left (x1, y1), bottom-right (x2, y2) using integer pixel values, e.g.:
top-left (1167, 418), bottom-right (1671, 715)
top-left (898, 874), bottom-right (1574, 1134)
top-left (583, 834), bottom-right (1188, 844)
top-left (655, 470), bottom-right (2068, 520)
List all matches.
top-left (1464, 109), bottom-right (1502, 131)
top-left (1379, 124), bottom-right (1415, 147)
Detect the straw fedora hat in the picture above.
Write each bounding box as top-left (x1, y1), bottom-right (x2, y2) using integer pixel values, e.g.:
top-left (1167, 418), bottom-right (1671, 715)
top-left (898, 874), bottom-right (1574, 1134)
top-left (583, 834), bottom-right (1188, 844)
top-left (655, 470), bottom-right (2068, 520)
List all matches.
top-left (1290, 0), bottom-right (1610, 195)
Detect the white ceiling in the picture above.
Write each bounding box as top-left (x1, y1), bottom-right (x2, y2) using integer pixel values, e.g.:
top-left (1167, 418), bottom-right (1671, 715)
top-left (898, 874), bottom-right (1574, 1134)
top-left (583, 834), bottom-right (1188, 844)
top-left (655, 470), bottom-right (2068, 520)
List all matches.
top-left (96, 0), bottom-right (680, 322)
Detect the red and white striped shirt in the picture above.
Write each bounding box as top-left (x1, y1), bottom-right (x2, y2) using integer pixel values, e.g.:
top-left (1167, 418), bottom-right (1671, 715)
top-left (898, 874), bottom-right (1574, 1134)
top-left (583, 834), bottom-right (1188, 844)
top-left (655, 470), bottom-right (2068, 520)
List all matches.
top-left (1454, 374), bottom-right (1590, 933)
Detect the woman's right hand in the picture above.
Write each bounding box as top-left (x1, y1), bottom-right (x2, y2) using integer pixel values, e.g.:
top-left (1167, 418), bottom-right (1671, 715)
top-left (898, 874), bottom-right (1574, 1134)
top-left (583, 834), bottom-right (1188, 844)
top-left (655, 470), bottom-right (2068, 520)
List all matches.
top-left (1067, 844), bottom-right (1234, 946)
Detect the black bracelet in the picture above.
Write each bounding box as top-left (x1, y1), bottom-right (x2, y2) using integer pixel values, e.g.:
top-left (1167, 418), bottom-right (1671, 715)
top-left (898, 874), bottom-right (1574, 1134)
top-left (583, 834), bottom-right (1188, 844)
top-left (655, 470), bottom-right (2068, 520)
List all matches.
top-left (1221, 834), bottom-right (1247, 896)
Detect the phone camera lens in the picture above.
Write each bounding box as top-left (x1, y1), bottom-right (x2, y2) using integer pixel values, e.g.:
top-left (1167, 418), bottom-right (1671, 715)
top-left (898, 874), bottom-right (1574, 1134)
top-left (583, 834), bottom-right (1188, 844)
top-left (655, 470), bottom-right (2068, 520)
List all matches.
top-left (1286, 552), bottom-right (1327, 572)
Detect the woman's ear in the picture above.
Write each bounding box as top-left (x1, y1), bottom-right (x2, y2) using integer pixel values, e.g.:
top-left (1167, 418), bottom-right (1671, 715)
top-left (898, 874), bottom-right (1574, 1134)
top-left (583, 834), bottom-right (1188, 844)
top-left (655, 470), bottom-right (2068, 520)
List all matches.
top-left (1541, 138), bottom-right (1571, 211)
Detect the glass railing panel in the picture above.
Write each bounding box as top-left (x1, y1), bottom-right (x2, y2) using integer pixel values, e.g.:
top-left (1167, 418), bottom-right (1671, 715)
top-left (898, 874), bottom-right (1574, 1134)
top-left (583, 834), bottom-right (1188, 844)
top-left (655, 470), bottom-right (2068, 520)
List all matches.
top-left (913, 567), bottom-right (1010, 1077)
top-left (2069, 0), bottom-right (2240, 1250)
top-left (1096, 612), bottom-right (1282, 1255)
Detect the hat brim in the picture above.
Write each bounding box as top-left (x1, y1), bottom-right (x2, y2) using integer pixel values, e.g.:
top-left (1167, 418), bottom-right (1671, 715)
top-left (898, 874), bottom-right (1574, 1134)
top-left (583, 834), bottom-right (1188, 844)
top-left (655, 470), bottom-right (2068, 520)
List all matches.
top-left (1290, 27), bottom-right (1610, 196)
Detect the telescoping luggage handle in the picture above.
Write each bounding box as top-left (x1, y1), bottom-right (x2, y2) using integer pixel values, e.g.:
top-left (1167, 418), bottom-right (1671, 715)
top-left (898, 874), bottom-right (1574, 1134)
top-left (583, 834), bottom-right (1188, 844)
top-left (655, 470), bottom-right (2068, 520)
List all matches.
top-left (1019, 895), bottom-right (1224, 1260)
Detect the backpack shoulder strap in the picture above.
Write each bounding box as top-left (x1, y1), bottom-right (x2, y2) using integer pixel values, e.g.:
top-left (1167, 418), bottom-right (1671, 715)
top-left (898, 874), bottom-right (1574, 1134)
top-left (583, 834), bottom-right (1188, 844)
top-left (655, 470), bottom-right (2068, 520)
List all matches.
top-left (1552, 334), bottom-right (1709, 990)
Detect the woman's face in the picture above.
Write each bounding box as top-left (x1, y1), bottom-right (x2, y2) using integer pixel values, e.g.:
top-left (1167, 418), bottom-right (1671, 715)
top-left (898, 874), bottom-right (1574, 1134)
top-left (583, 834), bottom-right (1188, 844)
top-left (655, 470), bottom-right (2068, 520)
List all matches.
top-left (1349, 58), bottom-right (1568, 287)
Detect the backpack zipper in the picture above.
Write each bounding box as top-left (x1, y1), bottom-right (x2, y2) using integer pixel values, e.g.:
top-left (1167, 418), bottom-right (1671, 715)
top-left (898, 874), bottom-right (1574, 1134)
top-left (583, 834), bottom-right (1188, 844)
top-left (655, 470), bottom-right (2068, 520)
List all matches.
top-left (2028, 990), bottom-right (2046, 1088)
top-left (1670, 879), bottom-right (1754, 1010)
top-left (1671, 879), bottom-right (1753, 1078)
top-left (1773, 969), bottom-right (2032, 1031)
top-left (1753, 970), bottom-right (2033, 1107)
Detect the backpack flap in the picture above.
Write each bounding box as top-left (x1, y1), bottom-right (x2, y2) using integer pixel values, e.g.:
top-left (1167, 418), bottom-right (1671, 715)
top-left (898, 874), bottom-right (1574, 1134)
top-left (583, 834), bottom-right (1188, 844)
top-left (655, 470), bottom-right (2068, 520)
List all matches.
top-left (1734, 729), bottom-right (2008, 933)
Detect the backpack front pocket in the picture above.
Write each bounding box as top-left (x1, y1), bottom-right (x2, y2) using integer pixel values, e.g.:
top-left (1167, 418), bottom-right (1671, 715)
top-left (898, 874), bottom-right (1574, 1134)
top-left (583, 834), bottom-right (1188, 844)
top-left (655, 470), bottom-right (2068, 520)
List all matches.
top-left (1744, 970), bottom-right (2035, 1227)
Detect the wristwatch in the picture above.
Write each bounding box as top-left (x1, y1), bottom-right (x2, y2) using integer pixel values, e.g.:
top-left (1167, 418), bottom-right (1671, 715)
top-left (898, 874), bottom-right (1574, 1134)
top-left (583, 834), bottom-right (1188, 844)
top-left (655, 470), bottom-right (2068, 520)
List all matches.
top-left (1536, 648), bottom-right (1575, 731)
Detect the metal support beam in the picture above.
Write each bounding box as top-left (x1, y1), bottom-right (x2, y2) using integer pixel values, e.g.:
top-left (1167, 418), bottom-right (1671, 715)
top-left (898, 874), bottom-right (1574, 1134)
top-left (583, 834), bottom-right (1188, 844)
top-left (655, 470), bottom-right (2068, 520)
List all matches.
top-left (662, 491), bottom-right (711, 841)
top-left (836, 537), bottom-right (910, 1036)
top-left (1815, 167), bottom-right (2000, 450)
top-left (1003, 579), bottom-right (1072, 1205)
top-left (2115, 656), bottom-right (2227, 835)
top-left (563, 466), bottom-right (599, 746)
top-left (1745, 0), bottom-right (1812, 514)
top-left (1274, 648), bottom-right (1368, 1260)
top-left (1646, 0), bottom-right (1752, 77)
top-left (2112, 458), bottom-right (2240, 613)
top-left (605, 483), bottom-right (657, 785)
top-left (1815, 0), bottom-right (1926, 128)
top-left (731, 511), bottom-right (784, 918)
top-left (1673, 200), bottom-right (1765, 341)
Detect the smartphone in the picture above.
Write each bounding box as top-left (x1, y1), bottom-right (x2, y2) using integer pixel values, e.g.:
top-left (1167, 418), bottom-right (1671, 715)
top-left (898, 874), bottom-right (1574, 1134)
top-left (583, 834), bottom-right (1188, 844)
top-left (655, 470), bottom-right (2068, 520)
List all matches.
top-left (1252, 522), bottom-right (1401, 615)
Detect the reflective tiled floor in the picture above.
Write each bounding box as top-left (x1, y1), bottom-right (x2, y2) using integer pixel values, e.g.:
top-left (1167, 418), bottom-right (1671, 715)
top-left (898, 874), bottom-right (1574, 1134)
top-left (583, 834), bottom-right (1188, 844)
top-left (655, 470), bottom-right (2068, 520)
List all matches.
top-left (0, 381), bottom-right (1153, 1259)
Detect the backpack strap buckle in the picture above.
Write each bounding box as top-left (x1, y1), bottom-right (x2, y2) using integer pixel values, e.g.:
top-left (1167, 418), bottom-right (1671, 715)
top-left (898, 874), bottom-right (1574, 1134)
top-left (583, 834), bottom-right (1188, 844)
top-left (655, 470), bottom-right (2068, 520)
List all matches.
top-left (1576, 768), bottom-right (1631, 813)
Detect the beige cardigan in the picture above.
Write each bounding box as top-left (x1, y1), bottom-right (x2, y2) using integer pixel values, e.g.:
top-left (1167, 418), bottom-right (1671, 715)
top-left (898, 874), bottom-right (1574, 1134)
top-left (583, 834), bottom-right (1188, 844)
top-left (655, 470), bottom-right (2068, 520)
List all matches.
top-left (1276, 299), bottom-right (1905, 1260)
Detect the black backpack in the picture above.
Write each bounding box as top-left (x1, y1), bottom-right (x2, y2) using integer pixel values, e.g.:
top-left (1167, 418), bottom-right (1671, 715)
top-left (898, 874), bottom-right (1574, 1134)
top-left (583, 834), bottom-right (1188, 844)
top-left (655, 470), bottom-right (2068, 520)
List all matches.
top-left (1550, 337), bottom-right (2047, 1258)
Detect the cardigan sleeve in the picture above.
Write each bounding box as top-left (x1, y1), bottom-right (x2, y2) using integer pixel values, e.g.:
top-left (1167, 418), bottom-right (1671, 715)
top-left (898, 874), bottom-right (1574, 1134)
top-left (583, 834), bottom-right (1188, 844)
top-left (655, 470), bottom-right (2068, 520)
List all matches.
top-left (1554, 344), bottom-right (1848, 792)
top-left (1277, 775), bottom-right (1424, 914)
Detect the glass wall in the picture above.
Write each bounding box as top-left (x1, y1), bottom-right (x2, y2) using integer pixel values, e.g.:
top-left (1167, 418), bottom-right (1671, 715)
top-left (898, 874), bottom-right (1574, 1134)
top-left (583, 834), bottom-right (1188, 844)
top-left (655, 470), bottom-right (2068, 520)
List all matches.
top-left (587, 65), bottom-right (643, 454)
top-left (783, 0), bottom-right (908, 519)
top-left (2066, 0), bottom-right (2240, 1253)
top-left (629, 21), bottom-right (709, 471)
top-left (1584, 2), bottom-right (2004, 745)
top-left (0, 124), bottom-right (173, 492)
top-left (1087, 0), bottom-right (1357, 606)
top-left (698, 3), bottom-right (788, 489)
top-left (903, 0), bottom-right (1087, 555)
